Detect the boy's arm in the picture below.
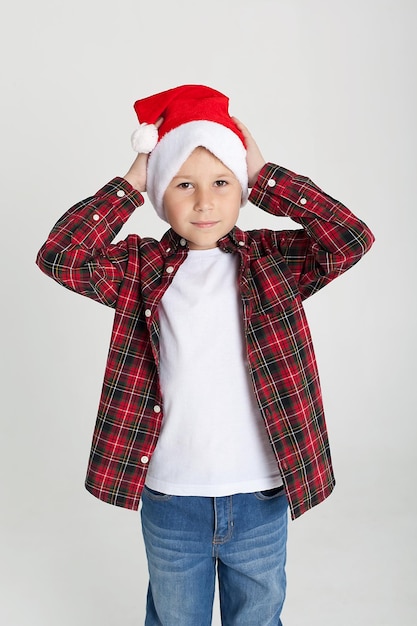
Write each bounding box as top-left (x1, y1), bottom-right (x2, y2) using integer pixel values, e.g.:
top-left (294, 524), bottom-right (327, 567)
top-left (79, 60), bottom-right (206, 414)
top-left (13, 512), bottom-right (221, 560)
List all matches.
top-left (36, 177), bottom-right (145, 307)
top-left (249, 164), bottom-right (375, 298)
top-left (234, 118), bottom-right (375, 299)
top-left (36, 151), bottom-right (150, 307)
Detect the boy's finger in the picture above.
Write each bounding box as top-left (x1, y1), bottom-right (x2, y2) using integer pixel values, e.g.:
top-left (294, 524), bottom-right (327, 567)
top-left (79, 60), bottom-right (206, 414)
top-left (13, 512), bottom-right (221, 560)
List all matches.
top-left (232, 116), bottom-right (248, 132)
top-left (232, 117), bottom-right (254, 144)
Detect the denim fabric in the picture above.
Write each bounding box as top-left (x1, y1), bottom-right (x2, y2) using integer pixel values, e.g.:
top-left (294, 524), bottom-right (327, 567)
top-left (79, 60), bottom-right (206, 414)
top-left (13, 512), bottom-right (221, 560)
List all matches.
top-left (141, 487), bottom-right (288, 625)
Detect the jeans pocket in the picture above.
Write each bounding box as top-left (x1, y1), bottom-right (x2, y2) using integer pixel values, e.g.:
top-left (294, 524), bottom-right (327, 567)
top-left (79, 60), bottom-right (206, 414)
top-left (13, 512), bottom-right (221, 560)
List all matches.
top-left (143, 486), bottom-right (173, 501)
top-left (254, 485), bottom-right (285, 501)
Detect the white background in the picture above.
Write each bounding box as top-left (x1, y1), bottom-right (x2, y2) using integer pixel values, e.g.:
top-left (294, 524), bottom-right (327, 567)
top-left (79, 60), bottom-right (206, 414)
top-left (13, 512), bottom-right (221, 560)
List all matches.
top-left (1, 0), bottom-right (416, 624)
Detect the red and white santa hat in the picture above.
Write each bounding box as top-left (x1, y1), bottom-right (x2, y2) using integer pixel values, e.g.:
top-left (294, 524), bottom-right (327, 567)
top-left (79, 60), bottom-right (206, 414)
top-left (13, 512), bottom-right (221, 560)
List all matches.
top-left (131, 85), bottom-right (248, 221)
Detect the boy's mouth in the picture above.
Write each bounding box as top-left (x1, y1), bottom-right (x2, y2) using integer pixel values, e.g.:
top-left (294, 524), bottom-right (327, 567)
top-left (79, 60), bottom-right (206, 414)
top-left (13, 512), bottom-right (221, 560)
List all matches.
top-left (191, 221), bottom-right (220, 228)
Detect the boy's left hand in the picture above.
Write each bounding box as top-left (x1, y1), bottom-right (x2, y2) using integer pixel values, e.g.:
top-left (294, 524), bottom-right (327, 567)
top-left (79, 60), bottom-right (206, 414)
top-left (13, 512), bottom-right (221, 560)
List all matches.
top-left (233, 117), bottom-right (266, 187)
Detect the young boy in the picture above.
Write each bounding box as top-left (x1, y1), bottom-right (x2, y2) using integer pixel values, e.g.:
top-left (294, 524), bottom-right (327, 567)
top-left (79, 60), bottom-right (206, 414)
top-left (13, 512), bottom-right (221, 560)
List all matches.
top-left (36, 84), bottom-right (374, 625)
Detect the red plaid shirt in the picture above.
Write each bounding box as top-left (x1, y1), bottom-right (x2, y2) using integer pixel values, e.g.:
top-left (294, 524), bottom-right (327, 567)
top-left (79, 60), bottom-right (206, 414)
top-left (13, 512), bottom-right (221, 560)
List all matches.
top-left (36, 163), bottom-right (374, 519)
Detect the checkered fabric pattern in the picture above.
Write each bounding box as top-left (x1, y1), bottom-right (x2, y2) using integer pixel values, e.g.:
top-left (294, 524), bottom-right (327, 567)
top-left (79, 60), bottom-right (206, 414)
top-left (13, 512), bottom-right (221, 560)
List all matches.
top-left (36, 163), bottom-right (374, 519)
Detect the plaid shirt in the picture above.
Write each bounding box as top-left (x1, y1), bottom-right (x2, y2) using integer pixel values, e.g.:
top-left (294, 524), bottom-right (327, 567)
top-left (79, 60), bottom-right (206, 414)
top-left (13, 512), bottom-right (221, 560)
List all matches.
top-left (37, 163), bottom-right (374, 519)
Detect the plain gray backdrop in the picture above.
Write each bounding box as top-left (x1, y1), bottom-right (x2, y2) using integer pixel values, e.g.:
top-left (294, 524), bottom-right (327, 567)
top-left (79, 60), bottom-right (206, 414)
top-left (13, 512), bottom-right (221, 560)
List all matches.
top-left (1, 0), bottom-right (416, 624)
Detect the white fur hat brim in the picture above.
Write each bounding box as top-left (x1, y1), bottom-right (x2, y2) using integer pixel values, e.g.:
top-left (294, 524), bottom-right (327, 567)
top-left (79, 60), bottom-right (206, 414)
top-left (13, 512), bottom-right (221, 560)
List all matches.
top-left (146, 120), bottom-right (248, 222)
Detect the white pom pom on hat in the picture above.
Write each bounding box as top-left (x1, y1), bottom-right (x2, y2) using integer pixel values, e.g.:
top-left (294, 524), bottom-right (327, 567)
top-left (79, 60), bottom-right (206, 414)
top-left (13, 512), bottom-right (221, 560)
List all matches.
top-left (132, 84), bottom-right (248, 221)
top-left (131, 123), bottom-right (159, 154)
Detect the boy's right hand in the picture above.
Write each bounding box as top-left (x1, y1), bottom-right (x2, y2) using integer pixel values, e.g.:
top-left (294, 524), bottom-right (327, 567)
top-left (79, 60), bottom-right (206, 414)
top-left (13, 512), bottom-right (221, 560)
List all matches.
top-left (123, 152), bottom-right (149, 192)
top-left (123, 117), bottom-right (163, 192)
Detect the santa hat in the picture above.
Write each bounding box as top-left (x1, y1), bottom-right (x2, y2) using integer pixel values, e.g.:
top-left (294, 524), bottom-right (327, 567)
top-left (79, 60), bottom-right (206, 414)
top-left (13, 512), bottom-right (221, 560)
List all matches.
top-left (131, 85), bottom-right (248, 221)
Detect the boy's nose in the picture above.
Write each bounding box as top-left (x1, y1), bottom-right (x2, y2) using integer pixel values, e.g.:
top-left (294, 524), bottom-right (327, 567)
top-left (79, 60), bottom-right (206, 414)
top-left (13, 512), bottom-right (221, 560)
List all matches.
top-left (194, 189), bottom-right (214, 212)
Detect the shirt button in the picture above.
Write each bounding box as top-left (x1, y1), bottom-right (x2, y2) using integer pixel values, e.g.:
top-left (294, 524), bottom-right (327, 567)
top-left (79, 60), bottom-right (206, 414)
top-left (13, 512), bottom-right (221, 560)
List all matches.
top-left (144, 309), bottom-right (151, 317)
top-left (140, 455), bottom-right (149, 464)
top-left (179, 238), bottom-right (187, 246)
top-left (166, 247), bottom-right (171, 253)
top-left (300, 197), bottom-right (307, 205)
top-left (166, 266), bottom-right (174, 274)
top-left (92, 213), bottom-right (100, 221)
top-left (153, 405), bottom-right (161, 413)
top-left (267, 179), bottom-right (276, 187)
top-left (116, 190), bottom-right (126, 198)
top-left (238, 241), bottom-right (245, 247)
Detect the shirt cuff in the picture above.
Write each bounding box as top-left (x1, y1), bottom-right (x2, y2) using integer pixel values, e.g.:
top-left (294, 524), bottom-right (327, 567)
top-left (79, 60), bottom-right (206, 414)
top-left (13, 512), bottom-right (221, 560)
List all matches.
top-left (95, 177), bottom-right (145, 206)
top-left (248, 163), bottom-right (289, 204)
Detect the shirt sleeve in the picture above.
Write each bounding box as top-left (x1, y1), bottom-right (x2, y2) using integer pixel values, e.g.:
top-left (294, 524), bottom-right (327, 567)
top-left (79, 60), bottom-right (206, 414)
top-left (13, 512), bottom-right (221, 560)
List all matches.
top-left (36, 177), bottom-right (144, 307)
top-left (248, 163), bottom-right (375, 299)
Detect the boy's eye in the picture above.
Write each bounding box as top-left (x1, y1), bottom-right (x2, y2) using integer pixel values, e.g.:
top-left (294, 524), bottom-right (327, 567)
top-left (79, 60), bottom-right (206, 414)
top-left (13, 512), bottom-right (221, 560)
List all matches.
top-left (214, 180), bottom-right (228, 187)
top-left (177, 182), bottom-right (193, 189)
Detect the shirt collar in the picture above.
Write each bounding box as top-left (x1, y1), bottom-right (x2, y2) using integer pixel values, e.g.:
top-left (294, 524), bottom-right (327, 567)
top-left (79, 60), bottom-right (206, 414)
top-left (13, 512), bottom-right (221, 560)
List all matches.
top-left (160, 229), bottom-right (188, 257)
top-left (218, 226), bottom-right (248, 253)
top-left (160, 226), bottom-right (248, 257)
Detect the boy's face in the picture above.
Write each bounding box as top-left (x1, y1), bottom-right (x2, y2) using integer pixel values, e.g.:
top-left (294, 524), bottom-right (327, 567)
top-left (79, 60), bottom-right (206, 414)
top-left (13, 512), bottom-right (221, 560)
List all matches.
top-left (163, 147), bottom-right (242, 250)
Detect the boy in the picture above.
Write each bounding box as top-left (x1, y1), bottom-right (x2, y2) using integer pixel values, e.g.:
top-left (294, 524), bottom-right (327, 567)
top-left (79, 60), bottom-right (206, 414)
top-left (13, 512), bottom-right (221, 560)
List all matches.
top-left (36, 85), bottom-right (374, 625)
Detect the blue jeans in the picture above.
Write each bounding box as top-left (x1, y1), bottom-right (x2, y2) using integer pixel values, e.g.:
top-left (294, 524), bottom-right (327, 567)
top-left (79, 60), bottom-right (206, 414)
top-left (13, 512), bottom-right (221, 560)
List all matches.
top-left (140, 486), bottom-right (288, 625)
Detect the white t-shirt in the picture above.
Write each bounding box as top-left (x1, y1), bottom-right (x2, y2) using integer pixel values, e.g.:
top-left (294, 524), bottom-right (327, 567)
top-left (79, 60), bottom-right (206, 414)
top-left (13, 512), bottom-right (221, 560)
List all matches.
top-left (145, 247), bottom-right (282, 496)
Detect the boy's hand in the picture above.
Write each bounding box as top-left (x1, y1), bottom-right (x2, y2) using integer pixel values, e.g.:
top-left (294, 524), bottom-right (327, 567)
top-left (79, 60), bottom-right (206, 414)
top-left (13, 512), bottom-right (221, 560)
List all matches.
top-left (124, 153), bottom-right (149, 192)
top-left (123, 118), bottom-right (163, 192)
top-left (232, 117), bottom-right (266, 188)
